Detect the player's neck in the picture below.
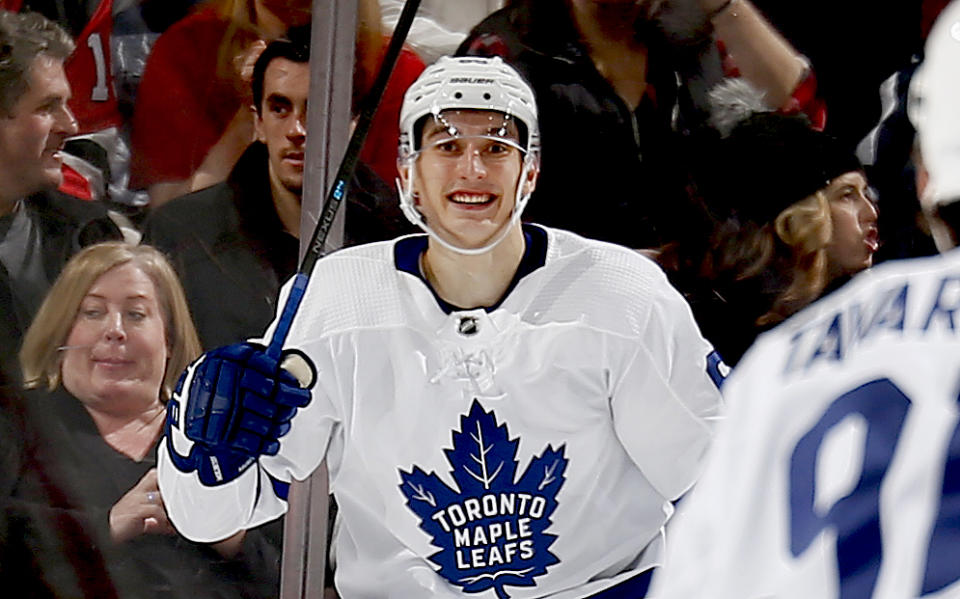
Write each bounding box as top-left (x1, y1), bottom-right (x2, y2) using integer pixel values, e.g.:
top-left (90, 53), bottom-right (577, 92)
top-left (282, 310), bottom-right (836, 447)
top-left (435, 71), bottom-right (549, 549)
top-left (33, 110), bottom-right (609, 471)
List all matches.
top-left (422, 227), bottom-right (525, 310)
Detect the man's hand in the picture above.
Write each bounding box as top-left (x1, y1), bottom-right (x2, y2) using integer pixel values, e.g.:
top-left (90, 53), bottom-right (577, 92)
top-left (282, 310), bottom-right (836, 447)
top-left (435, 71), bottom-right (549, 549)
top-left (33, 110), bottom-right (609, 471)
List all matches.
top-left (166, 342), bottom-right (314, 486)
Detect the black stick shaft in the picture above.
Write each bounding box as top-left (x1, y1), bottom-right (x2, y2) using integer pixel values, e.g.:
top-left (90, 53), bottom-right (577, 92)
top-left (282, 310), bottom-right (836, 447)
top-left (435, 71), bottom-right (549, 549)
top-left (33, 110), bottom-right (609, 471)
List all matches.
top-left (266, 0), bottom-right (422, 360)
top-left (300, 0), bottom-right (423, 274)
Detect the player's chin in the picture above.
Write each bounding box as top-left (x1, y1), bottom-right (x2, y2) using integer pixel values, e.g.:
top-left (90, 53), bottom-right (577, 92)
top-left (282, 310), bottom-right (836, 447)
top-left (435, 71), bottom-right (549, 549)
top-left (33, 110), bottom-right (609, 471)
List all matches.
top-left (452, 222), bottom-right (512, 250)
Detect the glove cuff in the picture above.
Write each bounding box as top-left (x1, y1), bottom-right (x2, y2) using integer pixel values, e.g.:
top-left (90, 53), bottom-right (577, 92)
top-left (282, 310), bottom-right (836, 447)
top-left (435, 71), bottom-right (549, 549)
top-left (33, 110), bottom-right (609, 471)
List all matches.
top-left (165, 409), bottom-right (257, 487)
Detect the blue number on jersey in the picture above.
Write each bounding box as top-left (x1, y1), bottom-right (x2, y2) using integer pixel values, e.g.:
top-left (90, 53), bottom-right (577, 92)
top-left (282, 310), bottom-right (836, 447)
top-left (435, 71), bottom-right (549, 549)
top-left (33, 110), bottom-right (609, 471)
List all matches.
top-left (789, 377), bottom-right (960, 597)
top-left (789, 379), bottom-right (909, 599)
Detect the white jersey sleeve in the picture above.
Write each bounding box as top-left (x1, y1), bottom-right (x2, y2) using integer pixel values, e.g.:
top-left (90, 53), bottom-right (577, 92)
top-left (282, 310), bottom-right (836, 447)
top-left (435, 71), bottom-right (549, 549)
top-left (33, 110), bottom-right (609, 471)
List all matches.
top-left (157, 360), bottom-right (288, 542)
top-left (610, 257), bottom-right (724, 500)
top-left (651, 249), bottom-right (960, 599)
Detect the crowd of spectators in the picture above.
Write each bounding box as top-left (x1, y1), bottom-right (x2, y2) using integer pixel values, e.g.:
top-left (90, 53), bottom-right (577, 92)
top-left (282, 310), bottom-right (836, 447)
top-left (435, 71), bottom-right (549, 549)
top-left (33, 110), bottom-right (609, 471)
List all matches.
top-left (141, 31), bottom-right (412, 351)
top-left (0, 0), bottom-right (948, 596)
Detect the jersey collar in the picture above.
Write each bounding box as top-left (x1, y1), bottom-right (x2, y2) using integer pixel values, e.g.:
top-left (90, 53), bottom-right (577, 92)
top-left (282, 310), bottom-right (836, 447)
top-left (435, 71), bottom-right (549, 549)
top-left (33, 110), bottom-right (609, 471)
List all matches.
top-left (394, 224), bottom-right (548, 314)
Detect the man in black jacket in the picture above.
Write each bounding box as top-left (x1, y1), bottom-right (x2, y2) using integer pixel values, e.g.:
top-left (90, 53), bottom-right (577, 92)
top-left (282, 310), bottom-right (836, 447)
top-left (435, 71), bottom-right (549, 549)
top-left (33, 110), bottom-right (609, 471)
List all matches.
top-left (143, 34), bottom-right (411, 350)
top-left (0, 11), bottom-right (122, 383)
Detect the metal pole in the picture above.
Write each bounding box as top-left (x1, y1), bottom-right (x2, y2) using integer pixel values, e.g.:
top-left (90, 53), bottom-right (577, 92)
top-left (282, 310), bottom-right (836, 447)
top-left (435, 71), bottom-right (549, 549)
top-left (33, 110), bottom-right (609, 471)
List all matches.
top-left (281, 1), bottom-right (356, 597)
top-left (298, 0), bottom-right (354, 255)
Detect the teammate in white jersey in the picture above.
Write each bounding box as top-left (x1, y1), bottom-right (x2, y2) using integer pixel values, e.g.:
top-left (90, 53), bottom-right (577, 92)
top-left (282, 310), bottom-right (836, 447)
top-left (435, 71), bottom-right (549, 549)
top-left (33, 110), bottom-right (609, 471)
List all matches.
top-left (650, 4), bottom-right (960, 597)
top-left (157, 56), bottom-right (724, 598)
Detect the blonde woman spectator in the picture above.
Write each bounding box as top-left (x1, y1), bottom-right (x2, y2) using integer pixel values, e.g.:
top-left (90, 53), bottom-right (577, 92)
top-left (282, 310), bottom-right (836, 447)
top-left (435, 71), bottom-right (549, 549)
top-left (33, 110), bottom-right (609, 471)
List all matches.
top-left (661, 111), bottom-right (877, 366)
top-left (8, 242), bottom-right (280, 598)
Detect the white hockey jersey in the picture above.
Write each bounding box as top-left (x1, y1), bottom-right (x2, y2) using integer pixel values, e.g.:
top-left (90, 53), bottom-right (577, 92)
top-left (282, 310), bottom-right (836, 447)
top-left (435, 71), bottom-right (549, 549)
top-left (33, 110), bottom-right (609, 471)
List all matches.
top-left (650, 249), bottom-right (960, 599)
top-left (159, 225), bottom-right (723, 598)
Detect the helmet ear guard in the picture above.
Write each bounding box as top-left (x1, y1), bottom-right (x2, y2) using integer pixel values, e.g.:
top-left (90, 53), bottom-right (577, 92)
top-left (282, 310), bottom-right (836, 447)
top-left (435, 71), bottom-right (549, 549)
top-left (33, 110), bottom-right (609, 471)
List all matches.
top-left (395, 56), bottom-right (541, 255)
top-left (395, 160), bottom-right (424, 237)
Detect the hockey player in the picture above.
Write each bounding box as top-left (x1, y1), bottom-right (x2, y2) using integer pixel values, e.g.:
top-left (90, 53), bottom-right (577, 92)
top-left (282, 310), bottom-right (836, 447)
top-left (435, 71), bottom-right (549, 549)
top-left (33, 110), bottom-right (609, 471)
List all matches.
top-left (158, 55), bottom-right (723, 598)
top-left (649, 4), bottom-right (960, 598)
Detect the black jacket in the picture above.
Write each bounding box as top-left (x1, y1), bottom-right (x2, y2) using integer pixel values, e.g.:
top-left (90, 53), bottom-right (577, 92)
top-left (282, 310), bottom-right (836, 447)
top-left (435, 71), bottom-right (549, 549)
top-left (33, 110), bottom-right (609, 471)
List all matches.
top-left (0, 191), bottom-right (122, 383)
top-left (143, 142), bottom-right (413, 350)
top-left (0, 387), bottom-right (281, 598)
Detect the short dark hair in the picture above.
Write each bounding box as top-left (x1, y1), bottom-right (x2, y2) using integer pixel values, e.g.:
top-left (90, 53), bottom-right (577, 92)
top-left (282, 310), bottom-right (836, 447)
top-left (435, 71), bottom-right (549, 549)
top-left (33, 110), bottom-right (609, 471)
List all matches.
top-left (0, 10), bottom-right (73, 116)
top-left (252, 26), bottom-right (310, 116)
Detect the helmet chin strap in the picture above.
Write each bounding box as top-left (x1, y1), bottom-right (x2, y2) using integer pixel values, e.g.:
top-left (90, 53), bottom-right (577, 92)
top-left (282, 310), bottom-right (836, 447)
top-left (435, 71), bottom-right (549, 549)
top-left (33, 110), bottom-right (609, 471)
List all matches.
top-left (397, 156), bottom-right (536, 256)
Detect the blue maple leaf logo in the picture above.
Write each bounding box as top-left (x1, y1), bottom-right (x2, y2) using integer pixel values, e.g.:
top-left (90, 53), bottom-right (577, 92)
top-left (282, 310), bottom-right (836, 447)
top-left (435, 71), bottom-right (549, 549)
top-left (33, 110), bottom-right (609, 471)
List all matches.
top-left (399, 400), bottom-right (568, 598)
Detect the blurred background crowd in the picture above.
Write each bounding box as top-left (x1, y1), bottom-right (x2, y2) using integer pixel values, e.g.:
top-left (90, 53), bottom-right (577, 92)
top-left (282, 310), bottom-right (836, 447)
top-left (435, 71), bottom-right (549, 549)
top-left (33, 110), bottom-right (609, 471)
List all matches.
top-left (0, 0), bottom-right (950, 596)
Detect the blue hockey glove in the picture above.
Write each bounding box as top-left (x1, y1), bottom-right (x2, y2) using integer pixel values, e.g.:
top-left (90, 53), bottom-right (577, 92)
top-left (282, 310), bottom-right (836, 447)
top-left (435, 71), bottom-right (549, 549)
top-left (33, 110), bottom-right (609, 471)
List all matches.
top-left (165, 342), bottom-right (314, 486)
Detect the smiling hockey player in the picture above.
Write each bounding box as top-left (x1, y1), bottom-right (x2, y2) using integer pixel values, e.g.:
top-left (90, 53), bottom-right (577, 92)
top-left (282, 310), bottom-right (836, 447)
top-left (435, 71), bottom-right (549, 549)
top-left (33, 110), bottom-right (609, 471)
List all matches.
top-left (158, 55), bottom-right (723, 598)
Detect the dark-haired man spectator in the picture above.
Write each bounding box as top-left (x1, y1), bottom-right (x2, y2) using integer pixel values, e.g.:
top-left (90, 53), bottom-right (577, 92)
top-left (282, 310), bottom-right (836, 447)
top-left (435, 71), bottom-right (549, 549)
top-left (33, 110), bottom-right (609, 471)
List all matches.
top-left (0, 9), bottom-right (121, 383)
top-left (143, 34), bottom-right (411, 350)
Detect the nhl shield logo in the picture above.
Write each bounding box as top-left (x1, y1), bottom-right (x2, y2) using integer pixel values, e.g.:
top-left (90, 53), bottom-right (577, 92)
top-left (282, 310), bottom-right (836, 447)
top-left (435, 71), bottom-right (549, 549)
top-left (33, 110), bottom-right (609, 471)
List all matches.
top-left (399, 400), bottom-right (568, 598)
top-left (458, 315), bottom-right (480, 336)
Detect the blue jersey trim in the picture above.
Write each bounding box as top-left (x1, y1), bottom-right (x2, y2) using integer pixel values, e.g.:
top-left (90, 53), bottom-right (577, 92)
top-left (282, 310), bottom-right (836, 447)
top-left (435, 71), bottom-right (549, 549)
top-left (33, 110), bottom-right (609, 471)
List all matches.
top-left (393, 224), bottom-right (549, 314)
top-left (706, 350), bottom-right (728, 389)
top-left (268, 474), bottom-right (291, 501)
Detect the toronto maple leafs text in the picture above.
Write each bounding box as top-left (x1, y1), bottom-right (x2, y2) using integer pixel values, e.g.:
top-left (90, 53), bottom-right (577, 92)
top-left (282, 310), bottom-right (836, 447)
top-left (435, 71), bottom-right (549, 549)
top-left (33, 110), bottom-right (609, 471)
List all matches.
top-left (431, 492), bottom-right (547, 569)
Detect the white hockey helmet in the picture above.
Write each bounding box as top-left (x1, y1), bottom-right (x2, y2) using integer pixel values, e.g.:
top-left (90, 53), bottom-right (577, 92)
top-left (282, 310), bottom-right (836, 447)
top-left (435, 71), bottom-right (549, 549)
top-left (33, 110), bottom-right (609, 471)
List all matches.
top-left (396, 56), bottom-right (541, 255)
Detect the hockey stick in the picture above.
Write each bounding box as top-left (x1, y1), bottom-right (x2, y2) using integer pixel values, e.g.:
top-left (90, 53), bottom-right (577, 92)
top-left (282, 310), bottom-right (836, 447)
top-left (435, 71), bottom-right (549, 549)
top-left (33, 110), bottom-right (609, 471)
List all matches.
top-left (278, 1), bottom-right (422, 596)
top-left (267, 0), bottom-right (423, 361)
